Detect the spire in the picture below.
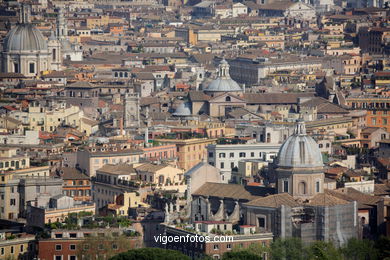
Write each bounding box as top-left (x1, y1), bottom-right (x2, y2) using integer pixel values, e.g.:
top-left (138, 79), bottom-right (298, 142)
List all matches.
top-left (294, 119), bottom-right (306, 136)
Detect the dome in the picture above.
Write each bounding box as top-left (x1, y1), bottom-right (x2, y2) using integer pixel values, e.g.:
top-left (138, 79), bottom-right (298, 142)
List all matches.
top-left (276, 120), bottom-right (323, 168)
top-left (3, 24), bottom-right (48, 52)
top-left (205, 59), bottom-right (242, 92)
top-left (173, 102), bottom-right (191, 116)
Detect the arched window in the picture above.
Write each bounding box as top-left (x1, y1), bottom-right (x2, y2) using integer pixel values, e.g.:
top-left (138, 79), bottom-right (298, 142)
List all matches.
top-left (52, 48), bottom-right (56, 61)
top-left (298, 181), bottom-right (306, 195)
top-left (225, 96), bottom-right (231, 102)
top-left (114, 72), bottom-right (118, 77)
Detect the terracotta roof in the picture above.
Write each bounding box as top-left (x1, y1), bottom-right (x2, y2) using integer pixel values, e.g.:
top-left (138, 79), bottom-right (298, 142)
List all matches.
top-left (301, 97), bottom-right (348, 114)
top-left (308, 192), bottom-right (350, 206)
top-left (141, 97), bottom-right (159, 106)
top-left (66, 81), bottom-right (97, 89)
top-left (325, 188), bottom-right (381, 207)
top-left (193, 182), bottom-right (268, 201)
top-left (374, 183), bottom-right (390, 196)
top-left (377, 157), bottom-right (390, 169)
top-left (361, 127), bottom-right (382, 134)
top-left (97, 164), bottom-right (137, 175)
top-left (244, 93), bottom-right (314, 104)
top-left (135, 163), bottom-right (171, 172)
top-left (59, 167), bottom-right (89, 180)
top-left (189, 91), bottom-right (211, 102)
top-left (245, 193), bottom-right (300, 208)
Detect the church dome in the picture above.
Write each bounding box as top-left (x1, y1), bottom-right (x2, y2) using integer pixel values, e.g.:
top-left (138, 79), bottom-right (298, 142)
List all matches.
top-left (205, 59), bottom-right (242, 92)
top-left (3, 24), bottom-right (48, 52)
top-left (276, 120), bottom-right (323, 168)
top-left (173, 102), bottom-right (191, 116)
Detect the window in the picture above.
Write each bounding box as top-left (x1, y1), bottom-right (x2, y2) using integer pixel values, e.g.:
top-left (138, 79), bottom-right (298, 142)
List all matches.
top-left (283, 180), bottom-right (289, 193)
top-left (112, 244), bottom-right (118, 250)
top-left (214, 245), bottom-right (219, 250)
top-left (55, 256), bottom-right (62, 260)
top-left (52, 49), bottom-right (56, 61)
top-left (20, 245), bottom-right (24, 252)
top-left (258, 217), bottom-right (265, 228)
top-left (239, 152), bottom-right (246, 158)
top-left (231, 162), bottom-right (235, 169)
top-left (220, 162), bottom-right (224, 169)
top-left (208, 152), bottom-right (214, 158)
top-left (69, 256), bottom-right (76, 260)
top-left (316, 181), bottom-right (320, 193)
top-left (219, 153), bottom-right (226, 158)
top-left (383, 118), bottom-right (388, 125)
top-left (10, 246), bottom-right (14, 254)
top-left (55, 244), bottom-right (62, 251)
top-left (69, 244), bottom-right (76, 250)
top-left (229, 153), bottom-right (234, 158)
top-left (225, 96), bottom-right (231, 102)
top-left (29, 63), bottom-right (35, 74)
top-left (298, 182), bottom-right (307, 195)
top-left (10, 199), bottom-right (15, 205)
top-left (372, 118), bottom-right (377, 125)
top-left (1, 247), bottom-right (4, 255)
top-left (98, 244), bottom-right (104, 250)
top-left (14, 63), bottom-right (19, 73)
top-left (227, 244), bottom-right (232, 249)
top-left (251, 152), bottom-right (255, 157)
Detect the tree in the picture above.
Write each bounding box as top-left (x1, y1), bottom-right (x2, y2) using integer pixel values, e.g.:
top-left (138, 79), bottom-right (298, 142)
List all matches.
top-left (223, 243), bottom-right (268, 260)
top-left (341, 238), bottom-right (378, 260)
top-left (306, 241), bottom-right (342, 260)
top-left (375, 236), bottom-right (390, 260)
top-left (222, 250), bottom-right (261, 260)
top-left (270, 238), bottom-right (307, 260)
top-left (109, 248), bottom-right (190, 260)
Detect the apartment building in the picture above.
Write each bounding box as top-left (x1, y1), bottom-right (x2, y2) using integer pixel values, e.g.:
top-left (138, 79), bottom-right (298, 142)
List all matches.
top-left (154, 138), bottom-right (218, 171)
top-left (0, 168), bottom-right (62, 220)
top-left (38, 228), bottom-right (142, 260)
top-left (76, 145), bottom-right (143, 177)
top-left (0, 147), bottom-right (29, 171)
top-left (207, 143), bottom-right (281, 182)
top-left (59, 167), bottom-right (92, 201)
top-left (0, 233), bottom-right (36, 260)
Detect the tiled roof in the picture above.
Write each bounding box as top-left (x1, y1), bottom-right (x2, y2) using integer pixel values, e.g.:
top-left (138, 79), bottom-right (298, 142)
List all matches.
top-left (97, 164), bottom-right (137, 175)
top-left (325, 188), bottom-right (381, 207)
top-left (245, 193), bottom-right (300, 208)
top-left (135, 163), bottom-right (171, 172)
top-left (374, 183), bottom-right (390, 196)
top-left (189, 91), bottom-right (211, 102)
top-left (193, 182), bottom-right (273, 201)
top-left (244, 93), bottom-right (314, 104)
top-left (308, 192), bottom-right (350, 206)
top-left (60, 167), bottom-right (89, 180)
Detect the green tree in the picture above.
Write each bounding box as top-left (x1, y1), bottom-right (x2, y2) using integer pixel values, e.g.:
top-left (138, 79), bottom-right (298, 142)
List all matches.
top-left (222, 250), bottom-right (261, 260)
top-left (341, 238), bottom-right (378, 260)
top-left (109, 248), bottom-right (190, 260)
top-left (270, 238), bottom-right (307, 260)
top-left (375, 236), bottom-right (390, 260)
top-left (306, 241), bottom-right (342, 260)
